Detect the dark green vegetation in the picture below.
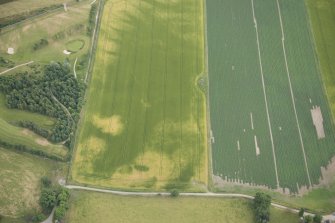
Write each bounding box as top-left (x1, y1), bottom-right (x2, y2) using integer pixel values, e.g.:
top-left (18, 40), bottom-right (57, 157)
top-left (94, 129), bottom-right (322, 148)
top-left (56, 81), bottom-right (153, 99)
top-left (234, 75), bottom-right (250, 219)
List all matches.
top-left (72, 0), bottom-right (207, 190)
top-left (207, 0), bottom-right (335, 193)
top-left (32, 38), bottom-right (48, 51)
top-left (39, 181), bottom-right (70, 221)
top-left (65, 191), bottom-right (299, 223)
top-left (87, 3), bottom-right (97, 36)
top-left (253, 193), bottom-right (271, 223)
top-left (0, 63), bottom-right (84, 143)
top-left (0, 62), bottom-right (84, 159)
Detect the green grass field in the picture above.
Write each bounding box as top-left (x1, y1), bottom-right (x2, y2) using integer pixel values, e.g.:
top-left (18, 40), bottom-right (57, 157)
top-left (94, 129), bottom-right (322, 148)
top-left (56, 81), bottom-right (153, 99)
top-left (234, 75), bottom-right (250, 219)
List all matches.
top-left (65, 191), bottom-right (299, 223)
top-left (207, 0), bottom-right (335, 193)
top-left (66, 39), bottom-right (85, 53)
top-left (0, 147), bottom-right (65, 218)
top-left (71, 0), bottom-right (207, 190)
top-left (306, 0), bottom-right (335, 125)
top-left (0, 1), bottom-right (92, 80)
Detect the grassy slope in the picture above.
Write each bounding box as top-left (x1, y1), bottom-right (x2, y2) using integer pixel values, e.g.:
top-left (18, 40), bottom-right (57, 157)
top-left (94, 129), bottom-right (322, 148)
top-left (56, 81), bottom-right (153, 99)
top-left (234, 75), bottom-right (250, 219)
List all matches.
top-left (71, 0), bottom-right (207, 190)
top-left (0, 118), bottom-right (68, 159)
top-left (0, 1), bottom-right (91, 80)
top-left (0, 147), bottom-right (65, 218)
top-left (0, 94), bottom-right (55, 130)
top-left (0, 0), bottom-right (70, 19)
top-left (207, 0), bottom-right (335, 193)
top-left (0, 93), bottom-right (67, 159)
top-left (66, 191), bottom-right (299, 223)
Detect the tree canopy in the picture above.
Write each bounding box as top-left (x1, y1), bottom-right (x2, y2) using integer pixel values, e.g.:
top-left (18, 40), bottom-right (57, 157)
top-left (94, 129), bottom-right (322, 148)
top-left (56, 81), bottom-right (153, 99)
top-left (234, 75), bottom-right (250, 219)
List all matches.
top-left (0, 62), bottom-right (85, 149)
top-left (253, 192), bottom-right (271, 223)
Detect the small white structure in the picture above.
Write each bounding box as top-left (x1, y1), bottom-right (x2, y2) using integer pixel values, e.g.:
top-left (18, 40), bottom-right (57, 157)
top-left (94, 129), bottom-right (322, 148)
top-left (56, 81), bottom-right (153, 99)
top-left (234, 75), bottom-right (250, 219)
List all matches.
top-left (254, 135), bottom-right (260, 156)
top-left (63, 49), bottom-right (71, 55)
top-left (63, 3), bottom-right (67, 11)
top-left (7, 47), bottom-right (14, 55)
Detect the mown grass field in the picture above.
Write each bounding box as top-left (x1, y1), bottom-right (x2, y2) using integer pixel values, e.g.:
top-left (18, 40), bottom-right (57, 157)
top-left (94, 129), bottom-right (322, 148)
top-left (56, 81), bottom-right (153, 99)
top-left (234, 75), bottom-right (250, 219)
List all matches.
top-left (207, 0), bottom-right (335, 193)
top-left (65, 191), bottom-right (299, 223)
top-left (0, 147), bottom-right (65, 219)
top-left (72, 0), bottom-right (207, 190)
top-left (0, 0), bottom-right (92, 80)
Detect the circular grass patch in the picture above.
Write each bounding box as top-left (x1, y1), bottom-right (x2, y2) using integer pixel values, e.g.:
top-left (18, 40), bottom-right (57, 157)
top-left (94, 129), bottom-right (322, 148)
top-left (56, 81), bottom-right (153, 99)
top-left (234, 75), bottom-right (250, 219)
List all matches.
top-left (65, 39), bottom-right (85, 53)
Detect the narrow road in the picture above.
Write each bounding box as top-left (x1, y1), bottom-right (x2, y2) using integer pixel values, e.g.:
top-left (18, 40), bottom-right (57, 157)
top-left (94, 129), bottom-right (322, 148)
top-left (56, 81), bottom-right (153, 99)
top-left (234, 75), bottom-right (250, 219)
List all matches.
top-left (0, 61), bottom-right (34, 75)
top-left (41, 208), bottom-right (54, 223)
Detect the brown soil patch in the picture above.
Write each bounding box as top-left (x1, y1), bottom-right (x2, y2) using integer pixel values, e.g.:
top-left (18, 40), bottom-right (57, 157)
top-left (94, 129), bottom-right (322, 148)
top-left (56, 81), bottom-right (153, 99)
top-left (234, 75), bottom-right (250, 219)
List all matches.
top-left (21, 129), bottom-right (31, 136)
top-left (319, 156), bottom-right (335, 186)
top-left (35, 138), bottom-right (50, 146)
top-left (212, 175), bottom-right (289, 195)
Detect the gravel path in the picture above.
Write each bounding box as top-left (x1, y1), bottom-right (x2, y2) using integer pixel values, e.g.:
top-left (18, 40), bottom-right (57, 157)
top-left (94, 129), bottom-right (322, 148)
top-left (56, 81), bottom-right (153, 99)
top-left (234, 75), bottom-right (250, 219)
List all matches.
top-left (0, 61), bottom-right (34, 75)
top-left (41, 208), bottom-right (54, 223)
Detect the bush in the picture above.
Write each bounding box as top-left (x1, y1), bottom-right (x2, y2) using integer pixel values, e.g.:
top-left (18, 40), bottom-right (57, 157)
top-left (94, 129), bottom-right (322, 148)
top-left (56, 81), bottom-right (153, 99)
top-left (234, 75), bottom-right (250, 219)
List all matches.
top-left (31, 213), bottom-right (46, 222)
top-left (41, 176), bottom-right (52, 188)
top-left (33, 38), bottom-right (49, 51)
top-left (299, 208), bottom-right (305, 218)
top-left (313, 214), bottom-right (322, 223)
top-left (253, 192), bottom-right (271, 223)
top-left (304, 215), bottom-right (313, 223)
top-left (87, 4), bottom-right (97, 35)
top-left (40, 188), bottom-right (57, 210)
top-left (170, 189), bottom-right (179, 197)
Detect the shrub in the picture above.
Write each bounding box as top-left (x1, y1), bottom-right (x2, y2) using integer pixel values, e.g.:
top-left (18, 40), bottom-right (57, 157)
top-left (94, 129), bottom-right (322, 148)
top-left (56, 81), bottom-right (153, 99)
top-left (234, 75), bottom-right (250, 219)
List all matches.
top-left (41, 176), bottom-right (52, 188)
top-left (170, 189), bottom-right (179, 197)
top-left (253, 192), bottom-right (271, 223)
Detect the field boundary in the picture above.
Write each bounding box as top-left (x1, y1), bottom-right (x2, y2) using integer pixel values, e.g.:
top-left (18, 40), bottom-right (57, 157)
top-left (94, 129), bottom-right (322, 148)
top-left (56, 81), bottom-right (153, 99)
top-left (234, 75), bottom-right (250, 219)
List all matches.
top-left (84, 0), bottom-right (103, 83)
top-left (67, 0), bottom-right (104, 183)
top-left (203, 0), bottom-right (213, 189)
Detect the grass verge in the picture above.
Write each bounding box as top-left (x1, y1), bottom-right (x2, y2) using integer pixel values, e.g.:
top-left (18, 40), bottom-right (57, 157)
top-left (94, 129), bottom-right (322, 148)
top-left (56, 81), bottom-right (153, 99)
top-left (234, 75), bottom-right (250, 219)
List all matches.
top-left (65, 190), bottom-right (299, 223)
